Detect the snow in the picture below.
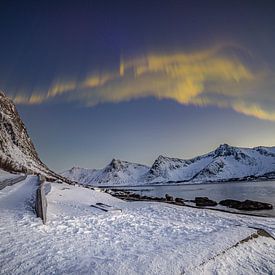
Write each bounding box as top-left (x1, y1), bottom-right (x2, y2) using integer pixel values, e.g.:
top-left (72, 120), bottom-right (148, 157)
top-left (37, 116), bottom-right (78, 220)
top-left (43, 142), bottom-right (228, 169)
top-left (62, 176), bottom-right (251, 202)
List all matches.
top-left (61, 159), bottom-right (149, 186)
top-left (0, 176), bottom-right (275, 274)
top-left (62, 144), bottom-right (275, 186)
top-left (0, 168), bottom-right (20, 181)
top-left (189, 236), bottom-right (275, 274)
top-left (61, 166), bottom-right (99, 183)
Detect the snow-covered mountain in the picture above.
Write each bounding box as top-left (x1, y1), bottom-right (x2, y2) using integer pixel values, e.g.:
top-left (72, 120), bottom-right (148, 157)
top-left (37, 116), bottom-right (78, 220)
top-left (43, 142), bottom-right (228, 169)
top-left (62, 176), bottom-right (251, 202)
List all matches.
top-left (62, 159), bottom-right (149, 185)
top-left (0, 91), bottom-right (64, 180)
top-left (61, 167), bottom-right (99, 183)
top-left (63, 144), bottom-right (275, 186)
top-left (144, 144), bottom-right (275, 183)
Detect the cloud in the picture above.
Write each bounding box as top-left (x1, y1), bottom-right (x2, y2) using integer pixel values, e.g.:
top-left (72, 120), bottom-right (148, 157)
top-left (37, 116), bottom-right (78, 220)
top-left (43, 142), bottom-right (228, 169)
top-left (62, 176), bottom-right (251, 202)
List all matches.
top-left (10, 44), bottom-right (275, 121)
top-left (232, 102), bottom-right (275, 121)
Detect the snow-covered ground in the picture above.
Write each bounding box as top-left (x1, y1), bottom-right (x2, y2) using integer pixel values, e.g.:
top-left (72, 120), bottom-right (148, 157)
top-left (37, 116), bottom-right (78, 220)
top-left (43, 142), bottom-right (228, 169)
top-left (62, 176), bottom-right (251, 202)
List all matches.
top-left (0, 168), bottom-right (19, 181)
top-left (0, 177), bottom-right (274, 274)
top-left (0, 168), bottom-right (20, 182)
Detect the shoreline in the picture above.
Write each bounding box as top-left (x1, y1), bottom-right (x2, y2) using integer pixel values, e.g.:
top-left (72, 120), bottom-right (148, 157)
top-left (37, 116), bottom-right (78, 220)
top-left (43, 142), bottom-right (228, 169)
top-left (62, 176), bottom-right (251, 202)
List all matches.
top-left (108, 190), bottom-right (275, 218)
top-left (90, 178), bottom-right (275, 189)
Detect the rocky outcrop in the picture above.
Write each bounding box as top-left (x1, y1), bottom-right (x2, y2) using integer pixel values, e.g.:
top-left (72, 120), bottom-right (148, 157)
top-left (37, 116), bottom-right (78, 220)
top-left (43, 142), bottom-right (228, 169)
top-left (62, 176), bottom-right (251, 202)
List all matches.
top-left (219, 199), bottom-right (273, 211)
top-left (195, 197), bottom-right (218, 207)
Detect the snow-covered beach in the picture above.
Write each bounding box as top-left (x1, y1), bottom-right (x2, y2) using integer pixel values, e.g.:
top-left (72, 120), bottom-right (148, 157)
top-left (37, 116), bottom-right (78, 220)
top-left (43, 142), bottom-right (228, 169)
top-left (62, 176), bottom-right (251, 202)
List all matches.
top-left (0, 176), bottom-right (274, 274)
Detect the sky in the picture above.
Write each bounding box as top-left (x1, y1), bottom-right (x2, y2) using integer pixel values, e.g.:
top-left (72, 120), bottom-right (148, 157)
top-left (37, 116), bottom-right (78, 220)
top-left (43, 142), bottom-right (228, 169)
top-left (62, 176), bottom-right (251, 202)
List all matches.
top-left (0, 0), bottom-right (275, 172)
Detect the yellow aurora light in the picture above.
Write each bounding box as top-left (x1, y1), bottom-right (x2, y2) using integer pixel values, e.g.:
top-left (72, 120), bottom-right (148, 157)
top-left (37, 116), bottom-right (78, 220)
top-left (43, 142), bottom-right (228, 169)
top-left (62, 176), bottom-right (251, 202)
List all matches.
top-left (12, 44), bottom-right (275, 121)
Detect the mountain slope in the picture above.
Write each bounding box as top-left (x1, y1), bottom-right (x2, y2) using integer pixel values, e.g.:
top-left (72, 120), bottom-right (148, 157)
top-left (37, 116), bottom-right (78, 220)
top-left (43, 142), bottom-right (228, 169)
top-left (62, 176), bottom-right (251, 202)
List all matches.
top-left (61, 159), bottom-right (149, 185)
top-left (144, 155), bottom-right (212, 183)
top-left (144, 144), bottom-right (275, 183)
top-left (63, 144), bottom-right (275, 186)
top-left (0, 91), bottom-right (64, 180)
top-left (61, 167), bottom-right (99, 183)
top-left (191, 144), bottom-right (275, 182)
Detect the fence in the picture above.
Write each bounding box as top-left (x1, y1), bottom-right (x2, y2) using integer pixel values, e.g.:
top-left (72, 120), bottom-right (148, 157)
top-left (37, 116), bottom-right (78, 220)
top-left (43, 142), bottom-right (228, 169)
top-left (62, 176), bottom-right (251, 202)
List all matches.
top-left (35, 174), bottom-right (47, 224)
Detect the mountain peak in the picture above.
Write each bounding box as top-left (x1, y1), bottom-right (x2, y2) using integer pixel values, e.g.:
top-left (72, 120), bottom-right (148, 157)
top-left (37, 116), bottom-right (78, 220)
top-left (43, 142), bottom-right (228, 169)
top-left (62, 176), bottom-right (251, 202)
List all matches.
top-left (214, 143), bottom-right (236, 157)
top-left (217, 143), bottom-right (232, 150)
top-left (156, 155), bottom-right (167, 161)
top-left (103, 158), bottom-right (128, 172)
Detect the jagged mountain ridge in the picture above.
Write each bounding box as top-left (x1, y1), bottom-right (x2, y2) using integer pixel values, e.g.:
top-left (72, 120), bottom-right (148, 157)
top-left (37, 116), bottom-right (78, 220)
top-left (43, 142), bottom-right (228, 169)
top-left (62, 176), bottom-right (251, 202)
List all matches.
top-left (62, 159), bottom-right (149, 185)
top-left (62, 144), bottom-right (275, 186)
top-left (0, 91), bottom-right (64, 180)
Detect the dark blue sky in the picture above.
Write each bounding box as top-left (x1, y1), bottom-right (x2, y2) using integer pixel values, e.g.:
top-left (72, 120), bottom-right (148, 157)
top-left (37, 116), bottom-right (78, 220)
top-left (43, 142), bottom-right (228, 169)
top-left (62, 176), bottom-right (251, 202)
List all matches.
top-left (1, 0), bottom-right (275, 171)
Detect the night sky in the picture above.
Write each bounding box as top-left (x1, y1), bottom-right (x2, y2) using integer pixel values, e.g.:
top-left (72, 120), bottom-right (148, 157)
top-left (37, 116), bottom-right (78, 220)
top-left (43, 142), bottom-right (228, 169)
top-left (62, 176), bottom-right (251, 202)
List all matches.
top-left (1, 0), bottom-right (275, 171)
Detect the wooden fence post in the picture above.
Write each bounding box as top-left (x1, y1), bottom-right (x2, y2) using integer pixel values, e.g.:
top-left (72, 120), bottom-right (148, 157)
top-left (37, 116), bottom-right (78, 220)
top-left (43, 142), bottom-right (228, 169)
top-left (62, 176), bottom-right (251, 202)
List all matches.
top-left (35, 175), bottom-right (47, 224)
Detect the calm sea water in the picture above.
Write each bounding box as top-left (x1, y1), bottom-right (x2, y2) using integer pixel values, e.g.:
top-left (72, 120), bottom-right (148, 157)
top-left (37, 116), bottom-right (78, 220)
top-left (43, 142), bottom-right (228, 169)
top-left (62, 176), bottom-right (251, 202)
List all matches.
top-left (116, 181), bottom-right (275, 217)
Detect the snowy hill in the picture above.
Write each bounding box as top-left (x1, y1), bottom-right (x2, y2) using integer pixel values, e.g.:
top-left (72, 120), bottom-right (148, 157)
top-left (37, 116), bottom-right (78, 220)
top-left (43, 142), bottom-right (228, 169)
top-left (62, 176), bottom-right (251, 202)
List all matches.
top-left (91, 159), bottom-right (149, 185)
top-left (61, 167), bottom-right (99, 183)
top-left (63, 144), bottom-right (275, 186)
top-left (0, 91), bottom-right (65, 181)
top-left (61, 159), bottom-right (149, 185)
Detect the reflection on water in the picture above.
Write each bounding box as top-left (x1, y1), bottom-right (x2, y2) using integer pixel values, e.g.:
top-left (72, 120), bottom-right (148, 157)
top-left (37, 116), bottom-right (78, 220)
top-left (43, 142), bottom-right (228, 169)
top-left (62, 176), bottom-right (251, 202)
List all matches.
top-left (118, 181), bottom-right (275, 217)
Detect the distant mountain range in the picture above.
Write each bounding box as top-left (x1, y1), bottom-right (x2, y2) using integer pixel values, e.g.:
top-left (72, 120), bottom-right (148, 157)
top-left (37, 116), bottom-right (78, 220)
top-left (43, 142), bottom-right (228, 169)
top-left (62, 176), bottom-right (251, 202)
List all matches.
top-left (62, 144), bottom-right (275, 186)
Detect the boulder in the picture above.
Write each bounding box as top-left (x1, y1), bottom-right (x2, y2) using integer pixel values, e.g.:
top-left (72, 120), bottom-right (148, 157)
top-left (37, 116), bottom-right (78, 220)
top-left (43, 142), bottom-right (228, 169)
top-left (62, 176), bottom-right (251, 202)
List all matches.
top-left (220, 199), bottom-right (273, 211)
top-left (239, 200), bottom-right (273, 211)
top-left (195, 197), bottom-right (217, 207)
top-left (219, 199), bottom-right (242, 208)
top-left (175, 197), bottom-right (185, 205)
top-left (175, 197), bottom-right (185, 203)
top-left (165, 194), bottom-right (174, 201)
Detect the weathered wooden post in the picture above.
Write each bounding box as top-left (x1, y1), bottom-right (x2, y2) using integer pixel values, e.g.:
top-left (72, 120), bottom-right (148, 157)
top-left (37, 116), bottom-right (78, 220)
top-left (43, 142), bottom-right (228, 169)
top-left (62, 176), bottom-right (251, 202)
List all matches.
top-left (35, 174), bottom-right (47, 224)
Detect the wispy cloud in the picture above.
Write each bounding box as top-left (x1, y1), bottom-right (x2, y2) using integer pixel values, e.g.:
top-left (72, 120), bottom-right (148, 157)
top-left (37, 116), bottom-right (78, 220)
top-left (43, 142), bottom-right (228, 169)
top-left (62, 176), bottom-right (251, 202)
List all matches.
top-left (11, 44), bottom-right (275, 121)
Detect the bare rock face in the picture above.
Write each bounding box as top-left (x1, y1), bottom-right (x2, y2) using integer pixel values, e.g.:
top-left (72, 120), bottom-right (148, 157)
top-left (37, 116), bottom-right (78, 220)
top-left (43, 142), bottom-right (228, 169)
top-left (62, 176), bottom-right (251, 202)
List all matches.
top-left (0, 91), bottom-right (63, 180)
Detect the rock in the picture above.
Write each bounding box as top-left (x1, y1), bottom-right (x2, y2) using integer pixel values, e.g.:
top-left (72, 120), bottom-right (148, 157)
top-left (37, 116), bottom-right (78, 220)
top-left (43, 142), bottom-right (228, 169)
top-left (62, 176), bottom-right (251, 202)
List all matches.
top-left (131, 193), bottom-right (141, 199)
top-left (175, 197), bottom-right (185, 205)
top-left (195, 197), bottom-right (217, 207)
top-left (239, 200), bottom-right (273, 211)
top-left (219, 199), bottom-right (242, 208)
top-left (165, 194), bottom-right (174, 201)
top-left (220, 199), bottom-right (273, 211)
top-left (175, 197), bottom-right (185, 203)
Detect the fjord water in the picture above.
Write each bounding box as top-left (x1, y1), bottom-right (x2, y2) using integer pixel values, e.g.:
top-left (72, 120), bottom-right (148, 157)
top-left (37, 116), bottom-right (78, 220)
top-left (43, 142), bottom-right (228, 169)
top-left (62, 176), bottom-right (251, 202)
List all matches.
top-left (120, 181), bottom-right (275, 216)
